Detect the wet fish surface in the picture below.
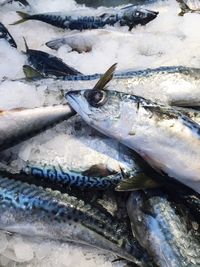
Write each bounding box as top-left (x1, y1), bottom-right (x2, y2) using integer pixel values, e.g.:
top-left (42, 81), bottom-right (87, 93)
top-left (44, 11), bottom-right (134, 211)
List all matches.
top-left (127, 189), bottom-right (200, 267)
top-left (66, 65), bottom-right (200, 193)
top-left (0, 22), bottom-right (17, 48)
top-left (0, 176), bottom-right (154, 266)
top-left (0, 104), bottom-right (75, 152)
top-left (12, 5), bottom-right (158, 31)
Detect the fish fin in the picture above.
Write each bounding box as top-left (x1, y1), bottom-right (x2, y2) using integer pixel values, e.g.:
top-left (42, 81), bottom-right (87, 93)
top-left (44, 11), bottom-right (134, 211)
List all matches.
top-left (115, 173), bottom-right (160, 191)
top-left (176, 0), bottom-right (192, 15)
top-left (23, 37), bottom-right (29, 52)
top-left (19, 0), bottom-right (29, 6)
top-left (93, 63), bottom-right (117, 91)
top-left (82, 164), bottom-right (116, 177)
top-left (10, 11), bottom-right (30, 25)
top-left (23, 65), bottom-right (44, 80)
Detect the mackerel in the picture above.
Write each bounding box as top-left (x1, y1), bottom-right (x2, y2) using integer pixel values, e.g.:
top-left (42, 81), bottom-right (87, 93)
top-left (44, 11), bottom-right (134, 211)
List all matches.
top-left (0, 176), bottom-right (154, 266)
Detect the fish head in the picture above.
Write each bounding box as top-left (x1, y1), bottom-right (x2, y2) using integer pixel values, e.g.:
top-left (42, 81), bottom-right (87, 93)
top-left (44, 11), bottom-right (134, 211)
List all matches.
top-left (66, 88), bottom-right (140, 140)
top-left (0, 23), bottom-right (17, 48)
top-left (120, 6), bottom-right (158, 29)
top-left (66, 63), bottom-right (145, 139)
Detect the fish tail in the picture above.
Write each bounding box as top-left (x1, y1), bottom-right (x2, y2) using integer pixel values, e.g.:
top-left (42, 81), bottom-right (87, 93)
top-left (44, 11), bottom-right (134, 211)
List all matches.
top-left (10, 11), bottom-right (30, 25)
top-left (177, 0), bottom-right (192, 16)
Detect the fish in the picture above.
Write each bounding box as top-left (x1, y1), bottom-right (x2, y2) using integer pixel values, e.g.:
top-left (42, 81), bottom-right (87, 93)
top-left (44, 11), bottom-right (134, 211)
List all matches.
top-left (127, 189), bottom-right (200, 267)
top-left (4, 64), bottom-right (200, 108)
top-left (0, 175), bottom-right (154, 266)
top-left (11, 5), bottom-right (158, 31)
top-left (66, 64), bottom-right (200, 194)
top-left (0, 104), bottom-right (75, 152)
top-left (46, 29), bottom-right (134, 52)
top-left (23, 39), bottom-right (82, 78)
top-left (0, 110), bottom-right (150, 191)
top-left (1, 65), bottom-right (200, 108)
top-left (0, 22), bottom-right (17, 48)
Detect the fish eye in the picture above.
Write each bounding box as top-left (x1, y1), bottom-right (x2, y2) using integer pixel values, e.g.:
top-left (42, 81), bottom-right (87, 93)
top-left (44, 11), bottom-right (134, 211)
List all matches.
top-left (0, 32), bottom-right (5, 38)
top-left (84, 90), bottom-right (108, 108)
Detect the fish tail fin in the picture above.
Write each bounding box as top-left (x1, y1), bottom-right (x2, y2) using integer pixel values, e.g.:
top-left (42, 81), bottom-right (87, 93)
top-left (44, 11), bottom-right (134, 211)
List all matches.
top-left (10, 11), bottom-right (30, 25)
top-left (177, 0), bottom-right (192, 16)
top-left (115, 173), bottom-right (160, 191)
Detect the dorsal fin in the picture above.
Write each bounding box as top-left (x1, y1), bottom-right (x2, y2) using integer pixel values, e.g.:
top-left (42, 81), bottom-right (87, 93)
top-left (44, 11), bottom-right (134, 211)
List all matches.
top-left (93, 63), bottom-right (117, 91)
top-left (23, 37), bottom-right (29, 52)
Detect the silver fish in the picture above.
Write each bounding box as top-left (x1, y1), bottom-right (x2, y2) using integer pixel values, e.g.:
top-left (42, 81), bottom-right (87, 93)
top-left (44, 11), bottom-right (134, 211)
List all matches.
top-left (3, 65), bottom-right (200, 107)
top-left (66, 64), bottom-right (200, 194)
top-left (0, 104), bottom-right (75, 152)
top-left (46, 29), bottom-right (134, 52)
top-left (0, 176), bottom-right (154, 266)
top-left (127, 189), bottom-right (200, 267)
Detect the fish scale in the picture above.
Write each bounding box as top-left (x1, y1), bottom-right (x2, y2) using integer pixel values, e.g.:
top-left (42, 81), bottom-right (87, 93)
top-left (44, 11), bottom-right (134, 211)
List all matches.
top-left (0, 176), bottom-right (154, 266)
top-left (21, 164), bottom-right (125, 189)
top-left (127, 190), bottom-right (200, 267)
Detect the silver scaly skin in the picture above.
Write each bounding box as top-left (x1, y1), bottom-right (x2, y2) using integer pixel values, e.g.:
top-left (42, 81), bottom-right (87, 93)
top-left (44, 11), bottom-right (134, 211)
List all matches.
top-left (0, 104), bottom-right (75, 152)
top-left (127, 189), bottom-right (200, 267)
top-left (0, 176), bottom-right (154, 266)
top-left (66, 86), bottom-right (200, 194)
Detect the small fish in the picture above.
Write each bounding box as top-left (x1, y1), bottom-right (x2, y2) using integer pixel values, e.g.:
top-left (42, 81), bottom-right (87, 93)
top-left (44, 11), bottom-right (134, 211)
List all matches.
top-left (0, 176), bottom-right (154, 266)
top-left (46, 29), bottom-right (133, 52)
top-left (0, 104), bottom-right (75, 152)
top-left (23, 39), bottom-right (82, 78)
top-left (127, 189), bottom-right (200, 267)
top-left (11, 6), bottom-right (158, 31)
top-left (66, 64), bottom-right (200, 194)
top-left (0, 23), bottom-right (17, 48)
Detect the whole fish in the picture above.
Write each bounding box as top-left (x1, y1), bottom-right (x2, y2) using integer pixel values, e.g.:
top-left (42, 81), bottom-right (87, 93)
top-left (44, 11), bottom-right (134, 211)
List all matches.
top-left (6, 64), bottom-right (200, 107)
top-left (0, 176), bottom-right (154, 266)
top-left (127, 189), bottom-right (200, 267)
top-left (66, 64), bottom-right (200, 194)
top-left (0, 22), bottom-right (17, 48)
top-left (46, 29), bottom-right (134, 52)
top-left (23, 40), bottom-right (82, 78)
top-left (11, 5), bottom-right (158, 31)
top-left (0, 104), bottom-right (75, 152)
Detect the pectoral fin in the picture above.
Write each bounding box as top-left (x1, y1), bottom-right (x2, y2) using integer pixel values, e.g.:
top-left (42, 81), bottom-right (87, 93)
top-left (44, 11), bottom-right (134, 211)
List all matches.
top-left (115, 173), bottom-right (160, 191)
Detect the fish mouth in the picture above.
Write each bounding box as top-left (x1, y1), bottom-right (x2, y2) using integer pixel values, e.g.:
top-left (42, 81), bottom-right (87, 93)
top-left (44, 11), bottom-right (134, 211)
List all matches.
top-left (66, 91), bottom-right (93, 122)
top-left (66, 91), bottom-right (88, 117)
